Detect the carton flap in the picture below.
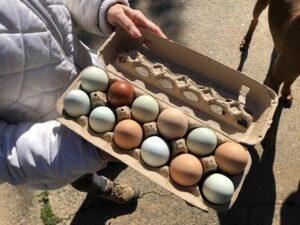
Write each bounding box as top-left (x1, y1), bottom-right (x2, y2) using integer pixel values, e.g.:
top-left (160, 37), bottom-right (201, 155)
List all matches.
top-left (97, 28), bottom-right (278, 145)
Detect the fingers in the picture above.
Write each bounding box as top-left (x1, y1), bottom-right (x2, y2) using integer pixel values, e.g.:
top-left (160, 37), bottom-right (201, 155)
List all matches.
top-left (107, 4), bottom-right (167, 39)
top-left (107, 5), bottom-right (142, 38)
top-left (113, 10), bottom-right (142, 38)
top-left (124, 8), bottom-right (167, 38)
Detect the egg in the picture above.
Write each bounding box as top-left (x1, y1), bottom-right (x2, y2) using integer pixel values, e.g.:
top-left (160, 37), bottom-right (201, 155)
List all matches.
top-left (157, 108), bottom-right (188, 140)
top-left (80, 66), bottom-right (109, 93)
top-left (214, 142), bottom-right (248, 175)
top-left (113, 119), bottom-right (143, 150)
top-left (141, 136), bottom-right (170, 167)
top-left (107, 81), bottom-right (135, 107)
top-left (186, 127), bottom-right (217, 156)
top-left (88, 106), bottom-right (116, 133)
top-left (202, 173), bottom-right (234, 205)
top-left (169, 154), bottom-right (203, 186)
top-left (131, 95), bottom-right (160, 123)
top-left (63, 89), bottom-right (91, 118)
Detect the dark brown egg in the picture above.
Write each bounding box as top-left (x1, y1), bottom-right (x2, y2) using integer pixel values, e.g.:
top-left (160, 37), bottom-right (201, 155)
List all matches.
top-left (113, 119), bottom-right (143, 150)
top-left (107, 81), bottom-right (135, 107)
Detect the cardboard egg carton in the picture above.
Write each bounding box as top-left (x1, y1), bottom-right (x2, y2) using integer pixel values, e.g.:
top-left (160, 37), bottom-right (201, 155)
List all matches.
top-left (56, 28), bottom-right (278, 211)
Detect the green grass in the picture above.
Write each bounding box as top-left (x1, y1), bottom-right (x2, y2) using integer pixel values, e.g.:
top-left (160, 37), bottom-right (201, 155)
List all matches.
top-left (38, 191), bottom-right (62, 225)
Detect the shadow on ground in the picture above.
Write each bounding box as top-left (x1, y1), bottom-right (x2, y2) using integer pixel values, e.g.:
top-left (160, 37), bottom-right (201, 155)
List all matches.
top-left (216, 46), bottom-right (279, 225)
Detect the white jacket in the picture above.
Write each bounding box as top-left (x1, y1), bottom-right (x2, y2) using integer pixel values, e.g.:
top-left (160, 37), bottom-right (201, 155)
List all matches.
top-left (0, 0), bottom-right (128, 189)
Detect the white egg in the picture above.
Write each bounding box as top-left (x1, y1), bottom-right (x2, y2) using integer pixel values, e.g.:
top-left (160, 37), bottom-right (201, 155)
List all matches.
top-left (80, 66), bottom-right (109, 93)
top-left (89, 106), bottom-right (116, 133)
top-left (141, 136), bottom-right (170, 167)
top-left (202, 173), bottom-right (234, 205)
top-left (64, 89), bottom-right (91, 118)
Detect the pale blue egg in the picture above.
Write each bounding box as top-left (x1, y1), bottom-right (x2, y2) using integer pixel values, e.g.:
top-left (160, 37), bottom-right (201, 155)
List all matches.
top-left (202, 173), bottom-right (234, 204)
top-left (89, 106), bottom-right (116, 133)
top-left (186, 127), bottom-right (217, 156)
top-left (64, 89), bottom-right (91, 118)
top-left (80, 66), bottom-right (109, 93)
top-left (131, 95), bottom-right (160, 123)
top-left (141, 136), bottom-right (170, 167)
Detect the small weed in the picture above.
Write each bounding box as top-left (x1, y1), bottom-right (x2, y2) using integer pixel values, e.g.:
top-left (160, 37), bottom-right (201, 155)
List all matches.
top-left (38, 191), bottom-right (49, 204)
top-left (38, 191), bottom-right (62, 225)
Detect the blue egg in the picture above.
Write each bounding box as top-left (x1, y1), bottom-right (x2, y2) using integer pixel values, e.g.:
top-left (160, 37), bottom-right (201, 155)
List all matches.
top-left (186, 127), bottom-right (217, 156)
top-left (141, 136), bottom-right (170, 167)
top-left (64, 89), bottom-right (91, 118)
top-left (89, 106), bottom-right (116, 133)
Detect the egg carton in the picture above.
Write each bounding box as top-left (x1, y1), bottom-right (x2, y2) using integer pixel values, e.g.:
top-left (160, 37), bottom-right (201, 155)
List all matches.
top-left (57, 70), bottom-right (251, 211)
top-left (56, 28), bottom-right (277, 211)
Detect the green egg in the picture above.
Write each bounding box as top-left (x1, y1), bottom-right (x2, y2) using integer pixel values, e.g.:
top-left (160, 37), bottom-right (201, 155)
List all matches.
top-left (131, 95), bottom-right (159, 123)
top-left (64, 89), bottom-right (91, 118)
top-left (202, 173), bottom-right (234, 205)
top-left (80, 66), bottom-right (109, 93)
top-left (186, 127), bottom-right (217, 156)
top-left (89, 106), bottom-right (116, 133)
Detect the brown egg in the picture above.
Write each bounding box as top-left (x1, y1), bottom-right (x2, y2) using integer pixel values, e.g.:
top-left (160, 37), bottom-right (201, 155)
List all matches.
top-left (157, 108), bottom-right (188, 140)
top-left (107, 81), bottom-right (135, 107)
top-left (113, 119), bottom-right (143, 150)
top-left (170, 154), bottom-right (203, 186)
top-left (214, 142), bottom-right (248, 175)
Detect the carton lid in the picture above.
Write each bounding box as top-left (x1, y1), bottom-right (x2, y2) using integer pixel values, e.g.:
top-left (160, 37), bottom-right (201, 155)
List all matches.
top-left (97, 28), bottom-right (278, 145)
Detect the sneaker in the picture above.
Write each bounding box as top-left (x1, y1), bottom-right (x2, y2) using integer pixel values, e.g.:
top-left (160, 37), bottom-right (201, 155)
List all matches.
top-left (95, 177), bottom-right (141, 204)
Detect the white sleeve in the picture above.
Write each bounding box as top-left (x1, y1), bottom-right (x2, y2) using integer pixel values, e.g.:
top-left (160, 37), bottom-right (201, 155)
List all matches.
top-left (0, 120), bottom-right (108, 190)
top-left (64, 0), bottom-right (129, 36)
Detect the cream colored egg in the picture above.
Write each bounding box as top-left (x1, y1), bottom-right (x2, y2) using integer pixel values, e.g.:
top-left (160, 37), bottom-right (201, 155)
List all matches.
top-left (157, 108), bottom-right (188, 140)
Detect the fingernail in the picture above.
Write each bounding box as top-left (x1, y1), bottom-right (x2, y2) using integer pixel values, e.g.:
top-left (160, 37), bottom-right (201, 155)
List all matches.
top-left (129, 27), bottom-right (142, 38)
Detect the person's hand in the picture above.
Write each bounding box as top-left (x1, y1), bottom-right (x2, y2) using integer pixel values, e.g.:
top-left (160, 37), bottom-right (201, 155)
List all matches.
top-left (107, 4), bottom-right (166, 39)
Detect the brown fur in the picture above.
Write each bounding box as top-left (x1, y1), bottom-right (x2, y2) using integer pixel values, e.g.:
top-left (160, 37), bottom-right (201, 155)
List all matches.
top-left (241, 0), bottom-right (300, 105)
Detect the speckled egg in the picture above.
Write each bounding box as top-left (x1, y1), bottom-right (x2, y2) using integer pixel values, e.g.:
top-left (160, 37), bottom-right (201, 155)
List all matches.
top-left (186, 127), bottom-right (217, 156)
top-left (88, 106), bottom-right (116, 133)
top-left (113, 119), bottom-right (143, 150)
top-left (80, 66), bottom-right (109, 93)
top-left (202, 173), bottom-right (234, 205)
top-left (214, 142), bottom-right (248, 175)
top-left (141, 136), bottom-right (170, 167)
top-left (63, 89), bottom-right (91, 118)
top-left (107, 81), bottom-right (135, 107)
top-left (131, 95), bottom-right (160, 123)
top-left (170, 154), bottom-right (203, 186)
top-left (157, 108), bottom-right (188, 140)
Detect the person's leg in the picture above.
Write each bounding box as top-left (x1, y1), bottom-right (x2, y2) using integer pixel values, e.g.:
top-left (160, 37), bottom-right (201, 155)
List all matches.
top-left (71, 173), bottom-right (140, 204)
